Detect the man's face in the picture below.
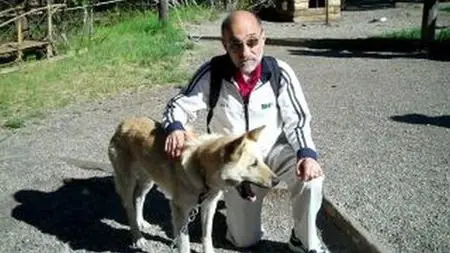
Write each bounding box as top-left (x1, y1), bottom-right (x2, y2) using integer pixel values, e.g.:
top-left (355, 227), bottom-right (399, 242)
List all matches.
top-left (222, 21), bottom-right (266, 74)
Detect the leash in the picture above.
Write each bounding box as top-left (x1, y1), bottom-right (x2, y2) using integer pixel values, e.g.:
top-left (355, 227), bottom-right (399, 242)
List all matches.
top-left (168, 190), bottom-right (210, 252)
top-left (169, 204), bottom-right (200, 252)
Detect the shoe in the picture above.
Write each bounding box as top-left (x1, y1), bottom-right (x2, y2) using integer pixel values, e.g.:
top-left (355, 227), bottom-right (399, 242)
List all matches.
top-left (288, 230), bottom-right (330, 253)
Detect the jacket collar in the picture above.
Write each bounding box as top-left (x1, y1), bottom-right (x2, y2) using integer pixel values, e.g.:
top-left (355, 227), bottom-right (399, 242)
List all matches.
top-left (219, 54), bottom-right (272, 83)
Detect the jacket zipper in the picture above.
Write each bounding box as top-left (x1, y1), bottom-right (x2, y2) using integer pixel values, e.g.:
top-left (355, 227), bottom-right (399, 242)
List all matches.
top-left (228, 79), bottom-right (251, 131)
top-left (244, 101), bottom-right (249, 131)
top-left (244, 81), bottom-right (263, 131)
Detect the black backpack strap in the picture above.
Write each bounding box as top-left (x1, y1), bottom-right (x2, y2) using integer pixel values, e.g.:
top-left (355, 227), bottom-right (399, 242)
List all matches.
top-left (206, 55), bottom-right (226, 133)
top-left (263, 56), bottom-right (281, 97)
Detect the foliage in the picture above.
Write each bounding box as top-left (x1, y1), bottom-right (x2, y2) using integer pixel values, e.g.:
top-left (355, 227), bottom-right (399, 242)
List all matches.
top-left (380, 27), bottom-right (450, 41)
top-left (440, 6), bottom-right (450, 13)
top-left (0, 5), bottom-right (219, 129)
top-left (436, 27), bottom-right (450, 41)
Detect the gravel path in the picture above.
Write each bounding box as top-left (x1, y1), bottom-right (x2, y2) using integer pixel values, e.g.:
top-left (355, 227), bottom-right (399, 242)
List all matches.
top-left (1, 4), bottom-right (449, 253)
top-left (0, 86), bottom-right (357, 253)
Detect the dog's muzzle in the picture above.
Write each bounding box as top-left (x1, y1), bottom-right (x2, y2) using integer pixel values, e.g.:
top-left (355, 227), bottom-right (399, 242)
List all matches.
top-left (235, 176), bottom-right (279, 202)
top-left (236, 181), bottom-right (256, 202)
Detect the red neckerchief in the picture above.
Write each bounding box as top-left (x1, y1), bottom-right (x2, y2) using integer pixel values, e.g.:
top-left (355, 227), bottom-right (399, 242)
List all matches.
top-left (234, 63), bottom-right (262, 103)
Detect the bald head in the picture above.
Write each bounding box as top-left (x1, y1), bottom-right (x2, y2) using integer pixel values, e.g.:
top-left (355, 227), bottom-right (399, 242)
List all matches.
top-left (221, 10), bottom-right (262, 37)
top-left (220, 10), bottom-right (266, 74)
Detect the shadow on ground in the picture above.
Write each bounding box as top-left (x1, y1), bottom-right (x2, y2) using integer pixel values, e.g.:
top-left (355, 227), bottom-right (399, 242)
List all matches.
top-left (11, 176), bottom-right (168, 252)
top-left (284, 38), bottom-right (450, 61)
top-left (11, 176), bottom-right (358, 253)
top-left (200, 36), bottom-right (450, 61)
top-left (342, 0), bottom-right (396, 11)
top-left (390, 114), bottom-right (450, 128)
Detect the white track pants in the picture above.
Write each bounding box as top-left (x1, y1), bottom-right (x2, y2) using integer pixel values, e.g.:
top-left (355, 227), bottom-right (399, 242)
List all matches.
top-left (223, 135), bottom-right (324, 250)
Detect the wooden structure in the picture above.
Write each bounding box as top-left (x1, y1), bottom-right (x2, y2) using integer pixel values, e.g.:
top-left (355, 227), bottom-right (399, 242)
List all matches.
top-left (0, 1), bottom-right (61, 61)
top-left (0, 40), bottom-right (49, 60)
top-left (293, 0), bottom-right (341, 22)
top-left (0, 0), bottom-right (129, 64)
top-left (267, 0), bottom-right (341, 23)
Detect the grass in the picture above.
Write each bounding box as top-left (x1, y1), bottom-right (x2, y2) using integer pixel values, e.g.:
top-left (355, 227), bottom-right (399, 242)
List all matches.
top-left (0, 5), bottom-right (219, 129)
top-left (171, 4), bottom-right (219, 24)
top-left (440, 6), bottom-right (450, 13)
top-left (379, 27), bottom-right (450, 41)
top-left (437, 28), bottom-right (450, 41)
top-left (380, 28), bottom-right (422, 40)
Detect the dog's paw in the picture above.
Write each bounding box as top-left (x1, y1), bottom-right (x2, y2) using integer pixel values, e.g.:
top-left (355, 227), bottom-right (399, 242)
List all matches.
top-left (138, 219), bottom-right (152, 231)
top-left (204, 246), bottom-right (215, 253)
top-left (132, 237), bottom-right (149, 251)
top-left (203, 240), bottom-right (215, 253)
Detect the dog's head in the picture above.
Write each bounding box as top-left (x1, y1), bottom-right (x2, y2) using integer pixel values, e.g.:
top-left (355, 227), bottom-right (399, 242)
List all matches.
top-left (218, 126), bottom-right (279, 202)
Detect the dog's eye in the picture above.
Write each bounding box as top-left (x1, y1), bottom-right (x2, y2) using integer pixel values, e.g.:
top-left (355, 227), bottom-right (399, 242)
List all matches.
top-left (252, 160), bottom-right (258, 166)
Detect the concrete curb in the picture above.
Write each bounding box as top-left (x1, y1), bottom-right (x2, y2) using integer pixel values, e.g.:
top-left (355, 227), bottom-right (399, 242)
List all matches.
top-left (274, 182), bottom-right (392, 253)
top-left (322, 196), bottom-right (393, 253)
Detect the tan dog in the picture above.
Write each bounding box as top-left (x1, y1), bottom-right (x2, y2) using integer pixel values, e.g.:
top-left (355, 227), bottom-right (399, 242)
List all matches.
top-left (107, 117), bottom-right (279, 253)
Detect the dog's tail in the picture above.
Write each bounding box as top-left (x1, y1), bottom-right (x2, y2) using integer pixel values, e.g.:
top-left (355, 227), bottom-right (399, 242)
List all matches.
top-left (59, 156), bottom-right (112, 173)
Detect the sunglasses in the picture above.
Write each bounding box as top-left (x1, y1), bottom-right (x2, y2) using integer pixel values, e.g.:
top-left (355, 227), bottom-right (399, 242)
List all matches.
top-left (225, 30), bottom-right (264, 52)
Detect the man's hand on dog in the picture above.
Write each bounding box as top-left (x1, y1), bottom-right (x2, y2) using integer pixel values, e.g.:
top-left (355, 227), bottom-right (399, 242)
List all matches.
top-left (296, 157), bottom-right (324, 181)
top-left (165, 130), bottom-right (194, 160)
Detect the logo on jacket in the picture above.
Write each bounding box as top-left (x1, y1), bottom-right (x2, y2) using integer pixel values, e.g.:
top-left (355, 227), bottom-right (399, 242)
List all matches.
top-left (261, 102), bottom-right (273, 110)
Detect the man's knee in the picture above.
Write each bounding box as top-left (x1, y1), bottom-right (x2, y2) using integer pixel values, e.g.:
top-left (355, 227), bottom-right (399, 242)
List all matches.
top-left (304, 175), bottom-right (324, 191)
top-left (290, 175), bottom-right (324, 198)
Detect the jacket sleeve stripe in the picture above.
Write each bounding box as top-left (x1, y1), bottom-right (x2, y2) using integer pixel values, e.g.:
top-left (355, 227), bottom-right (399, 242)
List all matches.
top-left (163, 94), bottom-right (183, 123)
top-left (281, 68), bottom-right (308, 148)
top-left (164, 62), bottom-right (211, 124)
top-left (183, 63), bottom-right (211, 95)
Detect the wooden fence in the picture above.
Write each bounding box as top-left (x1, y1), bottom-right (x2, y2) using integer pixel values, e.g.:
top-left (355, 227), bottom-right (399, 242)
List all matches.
top-left (0, 0), bottom-right (128, 62)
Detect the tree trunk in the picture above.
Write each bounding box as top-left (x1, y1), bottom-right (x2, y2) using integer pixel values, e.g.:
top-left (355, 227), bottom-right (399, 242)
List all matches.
top-left (159, 0), bottom-right (169, 24)
top-left (421, 0), bottom-right (438, 50)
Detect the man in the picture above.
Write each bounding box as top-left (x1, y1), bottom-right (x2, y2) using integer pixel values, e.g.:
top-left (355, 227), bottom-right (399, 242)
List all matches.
top-left (162, 10), bottom-right (328, 253)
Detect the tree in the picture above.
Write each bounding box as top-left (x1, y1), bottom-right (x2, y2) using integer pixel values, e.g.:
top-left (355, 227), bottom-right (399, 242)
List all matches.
top-left (421, 0), bottom-right (438, 50)
top-left (159, 0), bottom-right (169, 24)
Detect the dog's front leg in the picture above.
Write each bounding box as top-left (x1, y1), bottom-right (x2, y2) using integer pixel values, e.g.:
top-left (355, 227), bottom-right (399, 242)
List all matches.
top-left (201, 191), bottom-right (223, 253)
top-left (171, 202), bottom-right (190, 253)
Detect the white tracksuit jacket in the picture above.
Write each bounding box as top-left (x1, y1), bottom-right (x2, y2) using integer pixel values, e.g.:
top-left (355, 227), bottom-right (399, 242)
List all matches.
top-left (162, 56), bottom-right (317, 160)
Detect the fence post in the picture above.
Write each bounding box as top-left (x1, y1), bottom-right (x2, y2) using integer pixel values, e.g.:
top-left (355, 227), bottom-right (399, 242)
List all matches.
top-left (83, 3), bottom-right (88, 36)
top-left (89, 3), bottom-right (94, 37)
top-left (81, 1), bottom-right (94, 37)
top-left (420, 0), bottom-right (438, 51)
top-left (16, 7), bottom-right (24, 61)
top-left (47, 0), bottom-right (54, 58)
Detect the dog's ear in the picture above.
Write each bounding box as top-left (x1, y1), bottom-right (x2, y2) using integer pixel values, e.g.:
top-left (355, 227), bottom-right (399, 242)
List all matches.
top-left (246, 125), bottom-right (266, 141)
top-left (224, 135), bottom-right (245, 160)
